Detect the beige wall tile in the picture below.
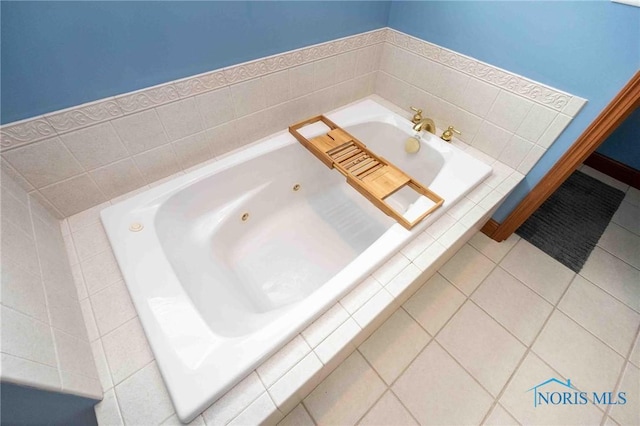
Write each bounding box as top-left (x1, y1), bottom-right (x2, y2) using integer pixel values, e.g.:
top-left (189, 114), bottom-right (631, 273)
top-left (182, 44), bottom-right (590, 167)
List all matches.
top-left (314, 56), bottom-right (337, 91)
top-left (172, 131), bottom-right (213, 170)
top-left (133, 144), bottom-right (181, 184)
top-left (516, 104), bottom-right (556, 142)
top-left (0, 257), bottom-right (48, 323)
top-left (472, 121), bottom-right (513, 159)
top-left (111, 109), bottom-right (168, 154)
top-left (206, 121), bottom-right (242, 158)
top-left (61, 122), bottom-right (128, 170)
top-left (1, 305), bottom-right (57, 367)
top-left (39, 174), bottom-right (106, 217)
top-left (1, 218), bottom-right (40, 273)
top-left (1, 353), bottom-right (60, 392)
top-left (54, 328), bottom-right (98, 378)
top-left (263, 70), bottom-right (291, 107)
top-left (3, 137), bottom-right (84, 188)
top-left (289, 63), bottom-right (315, 99)
top-left (230, 78), bottom-right (266, 118)
top-left (195, 87), bottom-right (235, 129)
top-left (486, 91), bottom-right (534, 132)
top-left (156, 98), bottom-right (204, 142)
top-left (90, 158), bottom-right (145, 199)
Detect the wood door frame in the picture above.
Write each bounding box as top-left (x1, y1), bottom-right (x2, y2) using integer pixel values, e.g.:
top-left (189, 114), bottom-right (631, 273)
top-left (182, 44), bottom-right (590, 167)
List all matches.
top-left (483, 71), bottom-right (640, 242)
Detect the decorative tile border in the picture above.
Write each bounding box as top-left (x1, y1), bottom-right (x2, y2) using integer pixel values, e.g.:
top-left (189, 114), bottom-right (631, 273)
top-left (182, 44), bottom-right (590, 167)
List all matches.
top-left (44, 98), bottom-right (123, 133)
top-left (0, 117), bottom-right (56, 149)
top-left (0, 28), bottom-right (387, 151)
top-left (385, 29), bottom-right (580, 113)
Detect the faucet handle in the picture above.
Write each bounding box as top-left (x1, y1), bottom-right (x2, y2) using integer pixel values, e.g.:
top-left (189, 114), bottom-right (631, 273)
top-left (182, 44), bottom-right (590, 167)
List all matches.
top-left (441, 126), bottom-right (461, 142)
top-left (409, 106), bottom-right (423, 124)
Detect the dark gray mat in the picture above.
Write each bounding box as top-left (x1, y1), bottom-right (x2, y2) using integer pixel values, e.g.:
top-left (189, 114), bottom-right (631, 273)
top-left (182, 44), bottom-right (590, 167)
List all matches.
top-left (516, 170), bottom-right (625, 272)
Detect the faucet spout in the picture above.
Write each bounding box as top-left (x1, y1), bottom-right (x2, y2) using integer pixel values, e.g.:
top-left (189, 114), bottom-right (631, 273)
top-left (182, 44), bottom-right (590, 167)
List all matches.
top-left (413, 118), bottom-right (436, 134)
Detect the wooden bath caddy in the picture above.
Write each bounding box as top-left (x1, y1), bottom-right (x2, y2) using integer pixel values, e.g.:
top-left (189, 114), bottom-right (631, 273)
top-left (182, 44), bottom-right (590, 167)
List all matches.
top-left (289, 115), bottom-right (444, 230)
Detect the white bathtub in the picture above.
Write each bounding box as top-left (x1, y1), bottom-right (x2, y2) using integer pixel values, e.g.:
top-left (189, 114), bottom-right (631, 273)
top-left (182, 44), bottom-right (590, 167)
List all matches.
top-left (101, 99), bottom-right (492, 422)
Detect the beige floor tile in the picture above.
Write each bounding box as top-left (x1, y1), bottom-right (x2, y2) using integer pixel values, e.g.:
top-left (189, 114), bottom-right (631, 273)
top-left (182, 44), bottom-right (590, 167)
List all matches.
top-left (437, 302), bottom-right (526, 396)
top-left (609, 363), bottom-right (640, 426)
top-left (472, 267), bottom-right (553, 345)
top-left (278, 404), bottom-right (314, 426)
top-left (359, 391), bottom-right (417, 426)
top-left (623, 187), bottom-right (640, 207)
top-left (500, 353), bottom-right (604, 425)
top-left (403, 273), bottom-right (466, 336)
top-left (359, 309), bottom-right (430, 385)
top-left (559, 275), bottom-right (640, 357)
top-left (580, 247), bottom-right (640, 312)
top-left (483, 404), bottom-right (519, 425)
top-left (501, 240), bottom-right (575, 304)
top-left (532, 311), bottom-right (625, 393)
top-left (303, 351), bottom-right (386, 426)
top-left (438, 244), bottom-right (496, 295)
top-left (393, 342), bottom-right (493, 425)
top-left (468, 231), bottom-right (520, 263)
top-left (612, 200), bottom-right (640, 236)
top-left (597, 222), bottom-right (640, 269)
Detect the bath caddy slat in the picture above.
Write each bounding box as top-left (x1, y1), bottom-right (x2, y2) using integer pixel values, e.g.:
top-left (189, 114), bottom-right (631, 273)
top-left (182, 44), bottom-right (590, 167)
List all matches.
top-left (289, 115), bottom-right (444, 230)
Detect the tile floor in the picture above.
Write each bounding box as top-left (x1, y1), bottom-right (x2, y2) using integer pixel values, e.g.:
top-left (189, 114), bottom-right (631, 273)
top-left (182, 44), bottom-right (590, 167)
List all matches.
top-left (280, 170), bottom-right (640, 426)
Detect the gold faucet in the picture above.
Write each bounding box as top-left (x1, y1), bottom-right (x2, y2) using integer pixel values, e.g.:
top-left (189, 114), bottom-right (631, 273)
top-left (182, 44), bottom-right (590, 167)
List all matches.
top-left (410, 106), bottom-right (436, 134)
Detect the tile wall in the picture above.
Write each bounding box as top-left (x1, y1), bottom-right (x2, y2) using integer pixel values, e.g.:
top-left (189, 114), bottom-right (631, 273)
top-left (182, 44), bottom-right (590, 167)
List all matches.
top-left (0, 169), bottom-right (101, 399)
top-left (376, 30), bottom-right (586, 173)
top-left (0, 29), bottom-right (586, 221)
top-left (0, 30), bottom-right (384, 217)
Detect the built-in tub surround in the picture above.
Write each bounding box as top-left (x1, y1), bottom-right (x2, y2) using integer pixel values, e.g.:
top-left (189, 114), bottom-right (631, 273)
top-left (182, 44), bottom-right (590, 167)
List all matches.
top-left (0, 169), bottom-right (101, 400)
top-left (101, 99), bottom-right (492, 421)
top-left (64, 96), bottom-right (525, 424)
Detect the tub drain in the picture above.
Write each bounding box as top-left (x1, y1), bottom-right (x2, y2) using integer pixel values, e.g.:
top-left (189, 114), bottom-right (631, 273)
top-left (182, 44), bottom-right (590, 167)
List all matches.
top-left (129, 222), bottom-right (144, 232)
top-left (241, 213), bottom-right (249, 221)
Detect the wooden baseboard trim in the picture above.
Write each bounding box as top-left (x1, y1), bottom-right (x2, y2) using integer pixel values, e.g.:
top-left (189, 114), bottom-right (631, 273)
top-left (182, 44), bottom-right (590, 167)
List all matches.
top-left (584, 152), bottom-right (640, 189)
top-left (481, 219), bottom-right (500, 237)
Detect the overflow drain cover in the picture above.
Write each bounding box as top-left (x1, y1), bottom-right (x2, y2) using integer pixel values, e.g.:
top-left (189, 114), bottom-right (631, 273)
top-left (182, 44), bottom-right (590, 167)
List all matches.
top-left (129, 222), bottom-right (144, 232)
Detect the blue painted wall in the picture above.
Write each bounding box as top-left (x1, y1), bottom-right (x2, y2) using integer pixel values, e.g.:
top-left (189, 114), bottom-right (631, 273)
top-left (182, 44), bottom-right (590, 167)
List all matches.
top-left (0, 1), bottom-right (390, 124)
top-left (388, 1), bottom-right (640, 222)
top-left (597, 108), bottom-right (640, 170)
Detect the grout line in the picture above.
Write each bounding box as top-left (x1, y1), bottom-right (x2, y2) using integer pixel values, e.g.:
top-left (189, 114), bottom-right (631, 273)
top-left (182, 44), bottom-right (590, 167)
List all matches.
top-left (602, 323), bottom-right (640, 422)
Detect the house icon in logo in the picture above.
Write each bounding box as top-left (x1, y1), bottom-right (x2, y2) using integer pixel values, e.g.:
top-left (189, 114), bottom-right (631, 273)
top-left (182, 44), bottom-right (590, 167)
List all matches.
top-left (527, 378), bottom-right (576, 407)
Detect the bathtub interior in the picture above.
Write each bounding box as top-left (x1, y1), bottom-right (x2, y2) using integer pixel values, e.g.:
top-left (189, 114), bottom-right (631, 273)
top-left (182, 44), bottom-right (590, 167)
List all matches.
top-left (155, 142), bottom-right (393, 337)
